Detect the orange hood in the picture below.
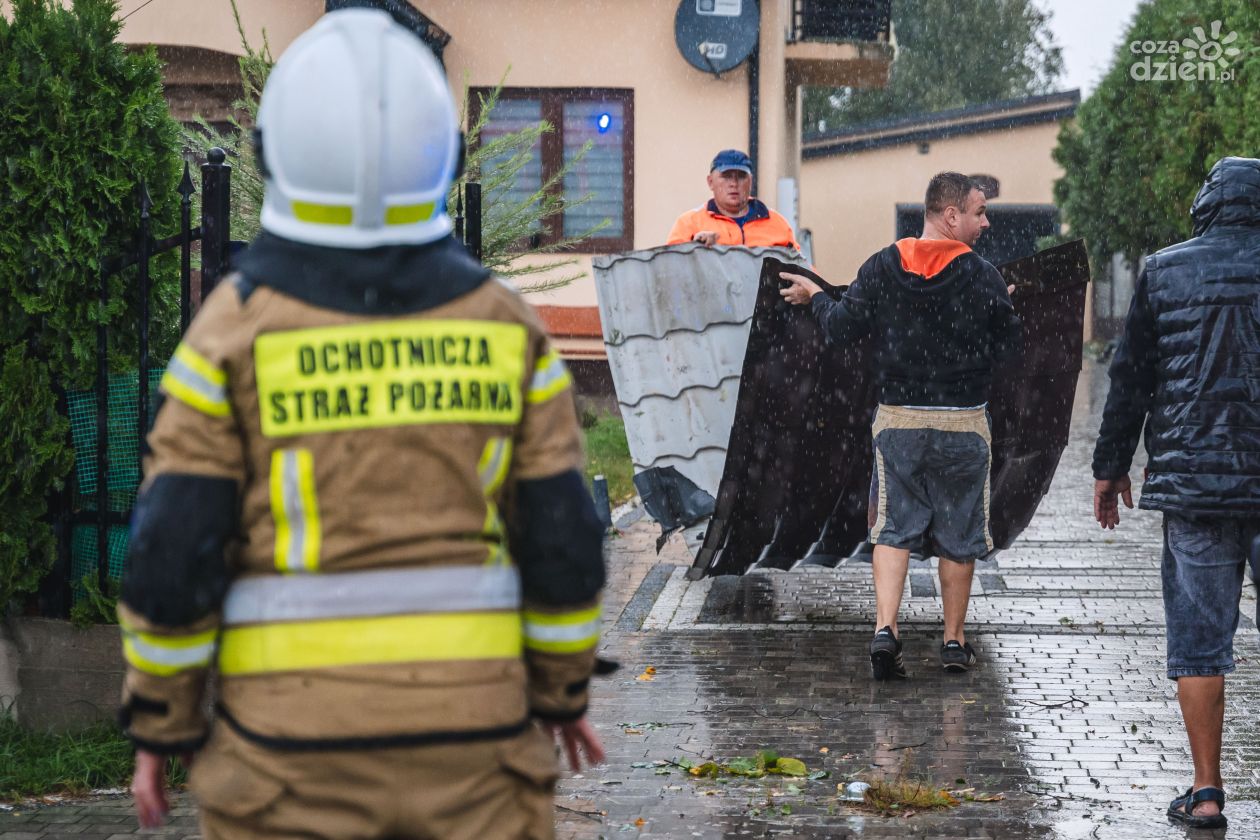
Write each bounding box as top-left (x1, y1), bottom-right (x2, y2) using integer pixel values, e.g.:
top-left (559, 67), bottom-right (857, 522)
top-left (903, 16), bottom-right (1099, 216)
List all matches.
top-left (895, 237), bottom-right (972, 279)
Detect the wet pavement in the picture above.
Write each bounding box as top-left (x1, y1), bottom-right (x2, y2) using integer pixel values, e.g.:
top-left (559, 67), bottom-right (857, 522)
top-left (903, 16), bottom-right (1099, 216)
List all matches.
top-left (4, 360), bottom-right (1258, 838)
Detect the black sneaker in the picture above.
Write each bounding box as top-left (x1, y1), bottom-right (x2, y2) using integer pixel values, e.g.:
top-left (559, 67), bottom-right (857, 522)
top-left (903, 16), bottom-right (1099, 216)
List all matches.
top-left (870, 626), bottom-right (907, 680)
top-left (941, 640), bottom-right (977, 673)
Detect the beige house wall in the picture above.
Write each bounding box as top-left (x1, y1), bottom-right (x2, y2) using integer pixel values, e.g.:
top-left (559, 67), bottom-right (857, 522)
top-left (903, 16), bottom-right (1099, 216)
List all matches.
top-left (115, 0), bottom-right (322, 58)
top-left (800, 120), bottom-right (1067, 283)
top-left (3, 0), bottom-right (886, 318)
top-left (423, 0), bottom-right (785, 309)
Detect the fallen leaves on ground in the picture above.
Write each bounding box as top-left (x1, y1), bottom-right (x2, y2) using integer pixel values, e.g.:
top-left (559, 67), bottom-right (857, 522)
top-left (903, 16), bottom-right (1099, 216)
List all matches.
top-left (861, 778), bottom-right (960, 815)
top-left (646, 750), bottom-right (820, 780)
top-left (852, 777), bottom-right (1007, 816)
top-left (634, 666), bottom-right (656, 681)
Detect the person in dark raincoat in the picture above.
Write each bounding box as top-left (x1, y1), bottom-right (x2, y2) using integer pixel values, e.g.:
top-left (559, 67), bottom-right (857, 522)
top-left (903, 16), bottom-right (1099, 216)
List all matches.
top-left (1092, 156), bottom-right (1260, 831)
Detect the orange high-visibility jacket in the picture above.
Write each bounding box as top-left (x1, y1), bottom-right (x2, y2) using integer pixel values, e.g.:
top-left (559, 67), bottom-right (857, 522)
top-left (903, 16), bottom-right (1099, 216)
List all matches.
top-left (666, 199), bottom-right (800, 250)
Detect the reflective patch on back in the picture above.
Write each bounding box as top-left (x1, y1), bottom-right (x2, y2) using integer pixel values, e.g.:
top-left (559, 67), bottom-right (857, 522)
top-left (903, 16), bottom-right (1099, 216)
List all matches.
top-left (255, 319), bottom-right (528, 436)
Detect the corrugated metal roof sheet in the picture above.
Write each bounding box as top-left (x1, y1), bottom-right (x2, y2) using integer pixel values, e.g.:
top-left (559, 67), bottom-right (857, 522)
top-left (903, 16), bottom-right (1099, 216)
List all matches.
top-left (593, 244), bottom-right (805, 498)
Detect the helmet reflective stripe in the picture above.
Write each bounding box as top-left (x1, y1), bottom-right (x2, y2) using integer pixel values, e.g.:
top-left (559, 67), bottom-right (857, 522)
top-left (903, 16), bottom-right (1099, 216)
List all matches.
top-left (257, 9), bottom-right (460, 248)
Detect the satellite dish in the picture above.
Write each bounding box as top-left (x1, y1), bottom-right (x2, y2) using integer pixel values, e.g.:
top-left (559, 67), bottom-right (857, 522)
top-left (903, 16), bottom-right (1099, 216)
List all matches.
top-left (674, 0), bottom-right (760, 76)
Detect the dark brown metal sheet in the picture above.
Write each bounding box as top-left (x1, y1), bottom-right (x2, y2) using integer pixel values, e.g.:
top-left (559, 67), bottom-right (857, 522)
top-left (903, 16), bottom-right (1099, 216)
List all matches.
top-left (687, 239), bottom-right (1090, 579)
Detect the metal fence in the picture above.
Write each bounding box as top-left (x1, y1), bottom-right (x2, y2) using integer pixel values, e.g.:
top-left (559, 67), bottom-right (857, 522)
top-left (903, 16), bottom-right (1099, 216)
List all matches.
top-left (39, 149), bottom-right (235, 617)
top-left (39, 162), bottom-right (484, 617)
top-left (789, 0), bottom-right (893, 43)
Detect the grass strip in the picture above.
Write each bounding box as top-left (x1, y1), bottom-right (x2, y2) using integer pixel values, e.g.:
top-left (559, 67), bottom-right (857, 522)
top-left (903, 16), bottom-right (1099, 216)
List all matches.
top-left (0, 716), bottom-right (184, 802)
top-left (582, 413), bottom-right (635, 505)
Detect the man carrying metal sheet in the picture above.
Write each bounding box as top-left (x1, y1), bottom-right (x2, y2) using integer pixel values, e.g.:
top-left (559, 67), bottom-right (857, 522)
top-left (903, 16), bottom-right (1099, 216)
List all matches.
top-left (779, 172), bottom-right (1022, 680)
top-left (119, 10), bottom-right (606, 838)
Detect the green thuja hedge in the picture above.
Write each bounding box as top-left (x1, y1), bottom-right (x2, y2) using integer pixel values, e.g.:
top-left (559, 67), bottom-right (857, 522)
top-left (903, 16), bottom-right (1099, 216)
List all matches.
top-left (1054, 0), bottom-right (1260, 267)
top-left (0, 0), bottom-right (184, 608)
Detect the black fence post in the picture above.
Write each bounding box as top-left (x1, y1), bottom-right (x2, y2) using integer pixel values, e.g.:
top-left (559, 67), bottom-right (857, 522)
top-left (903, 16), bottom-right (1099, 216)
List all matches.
top-left (592, 475), bottom-right (613, 530)
top-left (178, 161), bottom-right (195, 333)
top-left (465, 181), bottom-right (482, 263)
top-left (95, 265), bottom-right (109, 596)
top-left (453, 183), bottom-right (465, 243)
top-left (200, 147), bottom-right (232, 301)
top-left (137, 183), bottom-right (152, 469)
top-left (38, 388), bottom-right (74, 618)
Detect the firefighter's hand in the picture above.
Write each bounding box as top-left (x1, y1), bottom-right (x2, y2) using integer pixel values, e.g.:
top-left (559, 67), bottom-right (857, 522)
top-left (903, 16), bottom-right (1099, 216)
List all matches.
top-left (546, 716), bottom-right (606, 771)
top-left (779, 272), bottom-right (822, 306)
top-left (1094, 475), bottom-right (1133, 530)
top-left (692, 230), bottom-right (719, 246)
top-left (131, 749), bottom-right (169, 828)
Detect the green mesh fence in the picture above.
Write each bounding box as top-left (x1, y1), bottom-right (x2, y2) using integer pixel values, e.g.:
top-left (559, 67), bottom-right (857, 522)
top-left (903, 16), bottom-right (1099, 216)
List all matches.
top-left (69, 523), bottom-right (132, 601)
top-left (65, 369), bottom-right (163, 599)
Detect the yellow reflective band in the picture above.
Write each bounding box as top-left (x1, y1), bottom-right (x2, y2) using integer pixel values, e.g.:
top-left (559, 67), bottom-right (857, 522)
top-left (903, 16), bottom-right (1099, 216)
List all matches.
top-left (385, 202), bottom-right (437, 225)
top-left (477, 437), bottom-right (513, 496)
top-left (161, 344), bottom-right (230, 417)
top-left (217, 611), bottom-right (523, 676)
top-left (481, 502), bottom-right (510, 566)
top-left (485, 541), bottom-right (512, 568)
top-left (291, 201), bottom-right (353, 226)
top-left (527, 351), bottom-right (573, 405)
top-left (254, 319), bottom-right (528, 437)
top-left (120, 625), bottom-right (218, 677)
top-left (483, 502), bottom-right (500, 537)
top-left (271, 449), bottom-right (321, 573)
top-left (522, 605), bottom-right (602, 654)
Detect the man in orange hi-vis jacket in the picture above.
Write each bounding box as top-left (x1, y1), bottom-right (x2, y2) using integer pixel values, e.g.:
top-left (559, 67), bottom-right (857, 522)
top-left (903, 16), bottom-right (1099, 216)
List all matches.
top-left (666, 149), bottom-right (800, 250)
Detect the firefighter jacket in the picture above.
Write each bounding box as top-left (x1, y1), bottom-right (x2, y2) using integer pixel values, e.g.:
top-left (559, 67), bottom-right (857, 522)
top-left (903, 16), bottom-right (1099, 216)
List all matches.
top-left (117, 232), bottom-right (607, 753)
top-left (666, 199), bottom-right (800, 250)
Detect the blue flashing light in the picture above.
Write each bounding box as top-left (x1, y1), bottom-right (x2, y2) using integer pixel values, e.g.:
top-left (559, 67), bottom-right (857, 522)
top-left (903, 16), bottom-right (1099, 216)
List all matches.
top-left (597, 112), bottom-right (612, 133)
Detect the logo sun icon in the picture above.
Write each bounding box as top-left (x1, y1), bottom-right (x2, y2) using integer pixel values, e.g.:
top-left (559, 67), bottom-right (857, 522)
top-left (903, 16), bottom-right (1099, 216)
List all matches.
top-left (1182, 20), bottom-right (1242, 69)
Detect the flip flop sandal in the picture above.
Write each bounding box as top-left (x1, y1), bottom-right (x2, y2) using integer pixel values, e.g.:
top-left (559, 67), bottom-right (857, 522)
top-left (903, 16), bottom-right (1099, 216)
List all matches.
top-left (1167, 786), bottom-right (1227, 829)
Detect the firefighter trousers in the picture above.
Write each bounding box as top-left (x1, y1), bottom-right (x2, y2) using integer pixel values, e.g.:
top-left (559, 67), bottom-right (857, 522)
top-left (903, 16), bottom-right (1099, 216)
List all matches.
top-left (191, 718), bottom-right (559, 839)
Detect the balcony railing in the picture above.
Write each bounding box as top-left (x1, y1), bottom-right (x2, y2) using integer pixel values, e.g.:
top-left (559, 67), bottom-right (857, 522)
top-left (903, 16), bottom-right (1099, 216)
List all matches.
top-left (789, 0), bottom-right (892, 43)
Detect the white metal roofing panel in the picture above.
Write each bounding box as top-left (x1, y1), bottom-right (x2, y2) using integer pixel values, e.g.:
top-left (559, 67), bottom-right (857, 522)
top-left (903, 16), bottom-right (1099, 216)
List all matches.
top-left (593, 244), bottom-right (806, 498)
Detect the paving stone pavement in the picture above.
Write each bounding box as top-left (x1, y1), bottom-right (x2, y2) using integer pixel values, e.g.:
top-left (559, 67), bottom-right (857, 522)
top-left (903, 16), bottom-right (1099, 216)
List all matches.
top-left (4, 360), bottom-right (1258, 839)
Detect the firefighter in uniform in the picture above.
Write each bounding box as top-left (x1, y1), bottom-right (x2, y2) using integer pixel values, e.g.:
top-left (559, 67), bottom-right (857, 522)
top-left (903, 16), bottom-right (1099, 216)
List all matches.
top-left (119, 10), bottom-right (607, 838)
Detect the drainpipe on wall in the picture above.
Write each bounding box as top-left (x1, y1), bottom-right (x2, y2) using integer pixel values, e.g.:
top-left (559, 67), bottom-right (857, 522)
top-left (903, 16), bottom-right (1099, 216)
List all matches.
top-left (747, 44), bottom-right (760, 196)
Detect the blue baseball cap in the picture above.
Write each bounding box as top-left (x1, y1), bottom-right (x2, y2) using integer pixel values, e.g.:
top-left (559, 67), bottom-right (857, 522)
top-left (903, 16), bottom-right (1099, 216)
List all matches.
top-left (710, 149), bottom-right (753, 174)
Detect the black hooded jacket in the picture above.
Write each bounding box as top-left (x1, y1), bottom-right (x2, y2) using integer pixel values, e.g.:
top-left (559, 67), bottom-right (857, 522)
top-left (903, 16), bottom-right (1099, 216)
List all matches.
top-left (810, 239), bottom-right (1022, 407)
top-left (1092, 156), bottom-right (1260, 516)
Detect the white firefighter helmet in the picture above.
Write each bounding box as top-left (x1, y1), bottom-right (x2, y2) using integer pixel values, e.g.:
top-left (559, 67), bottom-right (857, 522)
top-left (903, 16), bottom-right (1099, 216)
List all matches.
top-left (256, 8), bottom-right (461, 248)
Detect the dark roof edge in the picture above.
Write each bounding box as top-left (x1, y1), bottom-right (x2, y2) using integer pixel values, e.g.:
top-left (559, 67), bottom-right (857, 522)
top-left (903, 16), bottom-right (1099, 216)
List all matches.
top-left (803, 105), bottom-right (1078, 160)
top-left (324, 0), bottom-right (451, 55)
top-left (803, 89), bottom-right (1081, 146)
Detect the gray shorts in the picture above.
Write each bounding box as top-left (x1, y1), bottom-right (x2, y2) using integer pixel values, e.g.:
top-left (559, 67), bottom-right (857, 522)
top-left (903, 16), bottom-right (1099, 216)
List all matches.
top-left (869, 404), bottom-right (993, 562)
top-left (1162, 513), bottom-right (1260, 680)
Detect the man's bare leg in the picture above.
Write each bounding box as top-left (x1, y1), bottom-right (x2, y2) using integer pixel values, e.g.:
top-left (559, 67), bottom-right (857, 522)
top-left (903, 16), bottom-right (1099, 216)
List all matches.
top-left (938, 557), bottom-right (975, 645)
top-left (1176, 676), bottom-right (1225, 817)
top-left (872, 545), bottom-right (911, 634)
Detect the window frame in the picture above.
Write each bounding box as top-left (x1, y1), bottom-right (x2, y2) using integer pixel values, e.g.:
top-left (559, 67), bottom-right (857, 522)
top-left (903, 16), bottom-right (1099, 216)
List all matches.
top-left (468, 86), bottom-right (635, 254)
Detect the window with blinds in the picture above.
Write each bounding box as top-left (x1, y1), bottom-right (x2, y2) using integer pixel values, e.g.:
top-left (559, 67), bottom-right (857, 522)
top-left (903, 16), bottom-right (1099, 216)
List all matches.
top-left (470, 88), bottom-right (633, 253)
top-left (477, 98), bottom-right (545, 234)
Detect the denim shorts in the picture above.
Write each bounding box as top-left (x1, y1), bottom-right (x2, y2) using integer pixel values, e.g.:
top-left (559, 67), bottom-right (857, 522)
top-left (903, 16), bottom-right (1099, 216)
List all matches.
top-left (1162, 513), bottom-right (1260, 680)
top-left (869, 405), bottom-right (992, 562)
